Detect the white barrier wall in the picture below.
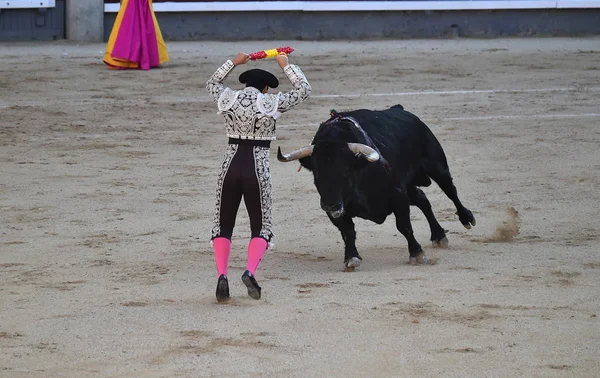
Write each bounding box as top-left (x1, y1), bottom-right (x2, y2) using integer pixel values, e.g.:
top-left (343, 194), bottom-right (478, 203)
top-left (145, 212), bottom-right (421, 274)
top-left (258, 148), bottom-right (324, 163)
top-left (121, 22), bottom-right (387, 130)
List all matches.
top-left (4, 0), bottom-right (598, 41)
top-left (103, 0), bottom-right (600, 12)
top-left (0, 0), bottom-right (55, 8)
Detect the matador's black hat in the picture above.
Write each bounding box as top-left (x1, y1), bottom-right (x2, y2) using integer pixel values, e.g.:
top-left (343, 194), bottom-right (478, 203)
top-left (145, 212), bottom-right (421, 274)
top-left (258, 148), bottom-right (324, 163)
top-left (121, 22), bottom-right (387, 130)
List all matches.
top-left (239, 69), bottom-right (279, 90)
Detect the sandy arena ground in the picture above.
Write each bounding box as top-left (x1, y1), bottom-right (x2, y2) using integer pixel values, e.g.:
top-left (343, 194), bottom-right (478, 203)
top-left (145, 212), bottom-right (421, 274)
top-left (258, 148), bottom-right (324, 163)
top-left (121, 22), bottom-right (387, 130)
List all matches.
top-left (1, 38), bottom-right (599, 377)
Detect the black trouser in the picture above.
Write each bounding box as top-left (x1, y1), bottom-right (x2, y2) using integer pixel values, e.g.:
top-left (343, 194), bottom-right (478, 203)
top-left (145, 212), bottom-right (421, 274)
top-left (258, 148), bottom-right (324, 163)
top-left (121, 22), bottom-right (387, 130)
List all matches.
top-left (212, 139), bottom-right (273, 242)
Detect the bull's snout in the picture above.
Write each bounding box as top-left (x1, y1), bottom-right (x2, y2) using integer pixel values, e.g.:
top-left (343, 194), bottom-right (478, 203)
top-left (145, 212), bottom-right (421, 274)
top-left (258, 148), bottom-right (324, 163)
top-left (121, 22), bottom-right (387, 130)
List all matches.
top-left (320, 200), bottom-right (341, 212)
top-left (320, 200), bottom-right (345, 218)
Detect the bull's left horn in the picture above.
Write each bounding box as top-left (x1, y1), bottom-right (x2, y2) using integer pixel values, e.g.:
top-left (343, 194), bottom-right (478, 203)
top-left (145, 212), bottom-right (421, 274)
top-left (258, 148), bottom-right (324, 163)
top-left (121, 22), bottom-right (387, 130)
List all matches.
top-left (277, 145), bottom-right (314, 162)
top-left (348, 143), bottom-right (380, 162)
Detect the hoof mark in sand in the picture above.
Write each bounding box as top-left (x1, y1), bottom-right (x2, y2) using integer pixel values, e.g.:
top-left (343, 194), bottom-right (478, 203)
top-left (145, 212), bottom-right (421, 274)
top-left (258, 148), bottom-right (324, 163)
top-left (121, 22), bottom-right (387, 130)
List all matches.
top-left (583, 262), bottom-right (600, 269)
top-left (121, 301), bottom-right (149, 307)
top-left (0, 332), bottom-right (23, 339)
top-left (179, 330), bottom-right (212, 338)
top-left (34, 342), bottom-right (58, 353)
top-left (478, 304), bottom-right (534, 311)
top-left (296, 283), bottom-right (331, 289)
top-left (91, 259), bottom-right (114, 267)
top-left (437, 347), bottom-right (480, 354)
top-left (1, 241), bottom-right (26, 246)
top-left (0, 263), bottom-right (26, 269)
top-left (546, 365), bottom-right (572, 370)
top-left (240, 331), bottom-right (272, 337)
top-left (281, 251), bottom-right (332, 262)
top-left (376, 302), bottom-right (498, 326)
top-left (450, 266), bottom-right (478, 271)
top-left (264, 275), bottom-right (291, 281)
top-left (159, 333), bottom-right (277, 363)
top-left (40, 280), bottom-right (86, 291)
top-left (550, 270), bottom-right (581, 278)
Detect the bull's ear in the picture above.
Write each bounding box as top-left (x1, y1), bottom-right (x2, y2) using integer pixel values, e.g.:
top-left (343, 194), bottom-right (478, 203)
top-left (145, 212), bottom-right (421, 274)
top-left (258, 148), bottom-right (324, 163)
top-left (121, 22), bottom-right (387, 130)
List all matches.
top-left (299, 156), bottom-right (313, 171)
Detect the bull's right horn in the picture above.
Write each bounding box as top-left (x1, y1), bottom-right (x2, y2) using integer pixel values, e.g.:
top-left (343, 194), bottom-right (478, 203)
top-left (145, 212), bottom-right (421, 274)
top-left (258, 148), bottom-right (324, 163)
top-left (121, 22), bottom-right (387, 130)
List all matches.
top-left (347, 143), bottom-right (380, 162)
top-left (277, 145), bottom-right (314, 162)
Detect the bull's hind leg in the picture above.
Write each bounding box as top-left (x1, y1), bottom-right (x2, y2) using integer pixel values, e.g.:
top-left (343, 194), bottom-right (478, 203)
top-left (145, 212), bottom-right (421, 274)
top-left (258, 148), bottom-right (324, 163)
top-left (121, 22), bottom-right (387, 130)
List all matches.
top-left (392, 190), bottom-right (425, 264)
top-left (427, 167), bottom-right (476, 229)
top-left (407, 186), bottom-right (448, 247)
top-left (327, 214), bottom-right (362, 271)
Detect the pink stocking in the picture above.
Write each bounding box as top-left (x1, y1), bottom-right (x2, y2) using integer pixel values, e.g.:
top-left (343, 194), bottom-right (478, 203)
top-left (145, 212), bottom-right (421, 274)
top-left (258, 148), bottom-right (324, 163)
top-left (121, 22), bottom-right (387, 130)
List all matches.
top-left (246, 237), bottom-right (268, 276)
top-left (213, 237), bottom-right (231, 278)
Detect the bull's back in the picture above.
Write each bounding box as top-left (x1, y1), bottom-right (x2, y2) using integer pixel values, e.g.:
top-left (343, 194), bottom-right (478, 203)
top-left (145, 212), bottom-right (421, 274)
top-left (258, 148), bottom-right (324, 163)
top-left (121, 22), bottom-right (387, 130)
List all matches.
top-left (344, 105), bottom-right (431, 155)
top-left (346, 105), bottom-right (448, 183)
top-left (344, 105), bottom-right (426, 137)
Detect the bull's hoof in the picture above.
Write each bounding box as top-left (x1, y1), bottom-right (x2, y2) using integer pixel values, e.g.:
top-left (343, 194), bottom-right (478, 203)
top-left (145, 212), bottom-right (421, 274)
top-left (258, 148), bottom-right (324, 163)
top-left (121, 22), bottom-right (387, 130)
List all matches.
top-left (343, 257), bottom-right (362, 272)
top-left (409, 253), bottom-right (435, 265)
top-left (457, 209), bottom-right (476, 229)
top-left (432, 236), bottom-right (449, 248)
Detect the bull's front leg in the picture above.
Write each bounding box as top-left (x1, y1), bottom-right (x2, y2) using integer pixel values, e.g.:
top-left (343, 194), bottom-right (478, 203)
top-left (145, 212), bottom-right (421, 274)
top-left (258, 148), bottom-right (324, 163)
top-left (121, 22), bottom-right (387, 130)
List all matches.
top-left (327, 214), bottom-right (362, 271)
top-left (393, 190), bottom-right (426, 265)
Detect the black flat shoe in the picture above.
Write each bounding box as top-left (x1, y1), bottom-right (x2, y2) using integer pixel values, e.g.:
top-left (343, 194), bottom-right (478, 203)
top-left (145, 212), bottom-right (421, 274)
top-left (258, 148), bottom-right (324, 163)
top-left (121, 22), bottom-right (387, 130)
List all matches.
top-left (216, 274), bottom-right (230, 302)
top-left (241, 270), bottom-right (261, 300)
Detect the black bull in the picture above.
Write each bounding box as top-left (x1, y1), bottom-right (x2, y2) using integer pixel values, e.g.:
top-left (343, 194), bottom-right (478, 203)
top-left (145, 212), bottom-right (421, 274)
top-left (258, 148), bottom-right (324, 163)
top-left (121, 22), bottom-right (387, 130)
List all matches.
top-left (277, 105), bottom-right (476, 270)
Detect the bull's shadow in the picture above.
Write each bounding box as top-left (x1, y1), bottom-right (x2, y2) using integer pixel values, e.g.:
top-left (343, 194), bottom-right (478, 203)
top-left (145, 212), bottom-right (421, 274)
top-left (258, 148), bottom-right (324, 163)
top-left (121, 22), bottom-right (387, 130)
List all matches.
top-left (278, 105), bottom-right (476, 271)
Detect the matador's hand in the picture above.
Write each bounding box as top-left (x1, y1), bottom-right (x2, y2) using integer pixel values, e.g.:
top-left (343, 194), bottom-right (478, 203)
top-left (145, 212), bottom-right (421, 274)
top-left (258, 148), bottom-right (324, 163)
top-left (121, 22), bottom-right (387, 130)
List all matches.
top-left (232, 52), bottom-right (250, 66)
top-left (276, 54), bottom-right (288, 70)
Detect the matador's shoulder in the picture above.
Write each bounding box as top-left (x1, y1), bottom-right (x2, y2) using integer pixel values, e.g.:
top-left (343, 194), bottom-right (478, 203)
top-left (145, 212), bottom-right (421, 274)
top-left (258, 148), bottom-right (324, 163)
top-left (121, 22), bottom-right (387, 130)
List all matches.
top-left (257, 93), bottom-right (281, 119)
top-left (217, 88), bottom-right (240, 112)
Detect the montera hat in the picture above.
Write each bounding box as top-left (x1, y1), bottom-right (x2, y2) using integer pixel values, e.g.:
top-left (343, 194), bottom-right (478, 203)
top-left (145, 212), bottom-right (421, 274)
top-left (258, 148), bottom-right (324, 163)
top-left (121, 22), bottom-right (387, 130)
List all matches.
top-left (239, 69), bottom-right (279, 90)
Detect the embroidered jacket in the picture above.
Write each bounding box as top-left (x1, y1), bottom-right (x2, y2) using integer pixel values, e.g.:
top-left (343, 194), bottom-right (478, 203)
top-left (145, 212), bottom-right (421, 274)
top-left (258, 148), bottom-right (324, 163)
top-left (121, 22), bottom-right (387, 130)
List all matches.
top-left (206, 60), bottom-right (312, 141)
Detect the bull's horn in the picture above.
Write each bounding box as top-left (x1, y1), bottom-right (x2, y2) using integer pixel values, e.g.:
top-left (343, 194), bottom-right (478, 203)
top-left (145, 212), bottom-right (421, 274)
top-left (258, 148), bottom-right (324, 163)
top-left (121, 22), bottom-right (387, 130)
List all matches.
top-left (348, 143), bottom-right (380, 162)
top-left (277, 145), bottom-right (314, 162)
